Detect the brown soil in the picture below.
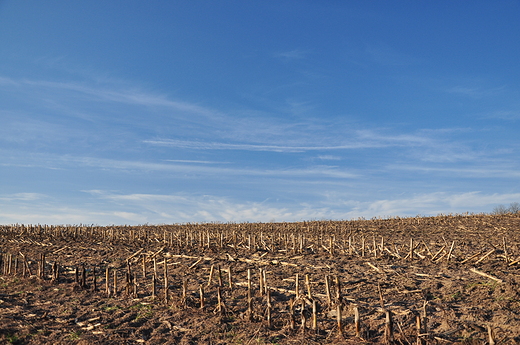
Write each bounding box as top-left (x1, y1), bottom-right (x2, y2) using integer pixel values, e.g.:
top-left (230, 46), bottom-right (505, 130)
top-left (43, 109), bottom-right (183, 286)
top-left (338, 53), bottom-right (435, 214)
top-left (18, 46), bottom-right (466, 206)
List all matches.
top-left (1, 214), bottom-right (520, 344)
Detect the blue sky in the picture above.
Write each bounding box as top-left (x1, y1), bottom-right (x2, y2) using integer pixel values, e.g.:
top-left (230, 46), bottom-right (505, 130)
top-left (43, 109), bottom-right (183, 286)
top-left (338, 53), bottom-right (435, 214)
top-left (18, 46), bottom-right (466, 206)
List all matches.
top-left (1, 1), bottom-right (520, 225)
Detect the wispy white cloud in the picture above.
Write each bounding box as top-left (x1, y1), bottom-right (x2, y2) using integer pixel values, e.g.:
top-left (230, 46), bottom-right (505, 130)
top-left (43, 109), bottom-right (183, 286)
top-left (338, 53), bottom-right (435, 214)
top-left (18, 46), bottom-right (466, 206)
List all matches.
top-left (444, 191), bottom-right (520, 208)
top-left (316, 155), bottom-right (342, 161)
top-left (144, 128), bottom-right (438, 153)
top-left (84, 190), bottom-right (520, 223)
top-left (354, 193), bottom-right (447, 217)
top-left (111, 211), bottom-right (148, 224)
top-left (0, 76), bottom-right (20, 86)
top-left (143, 138), bottom-right (381, 152)
top-left (327, 191), bottom-right (520, 219)
top-left (447, 86), bottom-right (483, 97)
top-left (274, 49), bottom-right (309, 60)
top-left (1, 190), bottom-right (516, 225)
top-left (85, 190), bottom-right (338, 223)
top-left (1, 76), bottom-right (224, 119)
top-left (407, 145), bottom-right (483, 163)
top-left (0, 192), bottom-right (110, 225)
top-left (0, 208), bottom-right (147, 225)
top-left (355, 129), bottom-right (434, 146)
top-left (2, 74), bottom-right (489, 168)
top-left (486, 110), bottom-right (520, 121)
top-left (446, 84), bottom-right (506, 98)
top-left (0, 75), bottom-right (348, 151)
top-left (377, 127), bottom-right (504, 164)
top-left (0, 151), bottom-right (358, 179)
top-left (80, 156), bottom-right (358, 179)
top-left (0, 110), bottom-right (80, 147)
top-left (387, 164), bottom-right (520, 179)
top-left (0, 193), bottom-right (45, 201)
top-left (164, 159), bottom-right (229, 164)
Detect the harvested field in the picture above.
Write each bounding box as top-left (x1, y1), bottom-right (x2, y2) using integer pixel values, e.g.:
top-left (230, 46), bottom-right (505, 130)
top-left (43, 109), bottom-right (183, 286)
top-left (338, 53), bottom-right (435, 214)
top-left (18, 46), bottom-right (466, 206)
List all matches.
top-left (1, 214), bottom-right (520, 344)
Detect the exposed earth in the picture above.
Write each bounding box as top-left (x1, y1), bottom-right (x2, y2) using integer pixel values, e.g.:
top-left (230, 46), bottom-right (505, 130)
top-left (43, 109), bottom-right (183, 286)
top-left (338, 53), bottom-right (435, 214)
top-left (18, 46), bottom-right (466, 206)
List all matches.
top-left (1, 214), bottom-right (520, 344)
